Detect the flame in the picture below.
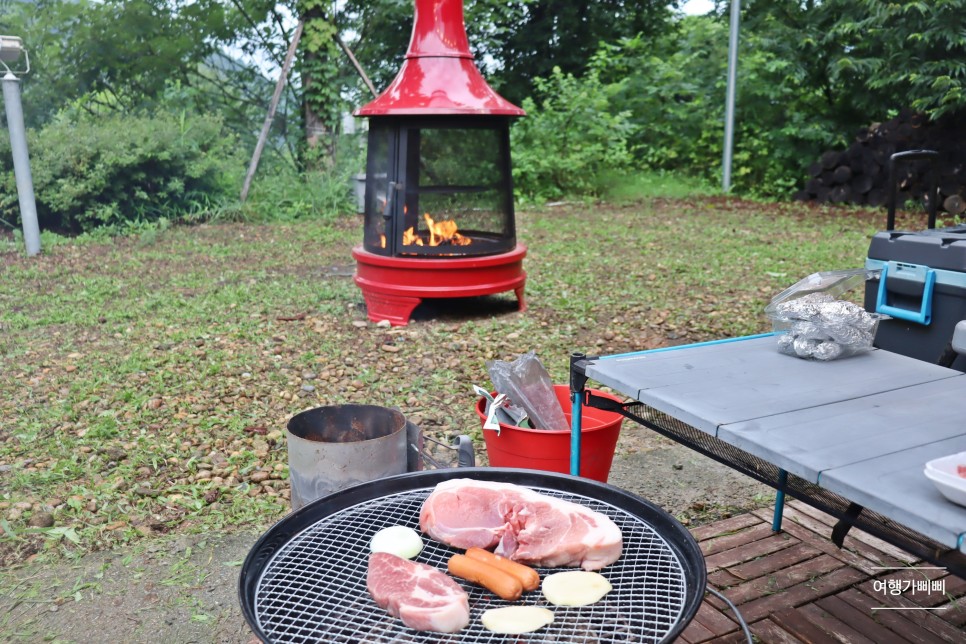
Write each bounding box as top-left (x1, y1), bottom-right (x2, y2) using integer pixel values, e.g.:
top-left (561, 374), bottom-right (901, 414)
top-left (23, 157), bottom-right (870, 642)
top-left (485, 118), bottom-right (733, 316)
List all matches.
top-left (402, 227), bottom-right (423, 245)
top-left (378, 213), bottom-right (472, 248)
top-left (422, 213), bottom-right (471, 246)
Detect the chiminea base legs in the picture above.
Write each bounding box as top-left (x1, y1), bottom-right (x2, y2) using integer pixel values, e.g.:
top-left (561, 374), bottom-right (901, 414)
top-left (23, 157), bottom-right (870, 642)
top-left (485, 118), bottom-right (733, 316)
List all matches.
top-left (352, 244), bottom-right (527, 326)
top-left (359, 291), bottom-right (423, 327)
top-left (359, 288), bottom-right (526, 326)
top-left (514, 286), bottom-right (527, 312)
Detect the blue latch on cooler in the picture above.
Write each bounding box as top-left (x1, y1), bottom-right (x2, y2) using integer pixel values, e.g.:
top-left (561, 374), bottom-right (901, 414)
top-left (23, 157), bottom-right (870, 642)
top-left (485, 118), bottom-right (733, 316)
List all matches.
top-left (875, 261), bottom-right (936, 325)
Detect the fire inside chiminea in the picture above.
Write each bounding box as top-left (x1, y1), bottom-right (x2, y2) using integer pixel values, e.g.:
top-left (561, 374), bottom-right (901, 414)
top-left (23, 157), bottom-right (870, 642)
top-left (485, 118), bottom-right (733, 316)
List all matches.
top-left (352, 0), bottom-right (527, 325)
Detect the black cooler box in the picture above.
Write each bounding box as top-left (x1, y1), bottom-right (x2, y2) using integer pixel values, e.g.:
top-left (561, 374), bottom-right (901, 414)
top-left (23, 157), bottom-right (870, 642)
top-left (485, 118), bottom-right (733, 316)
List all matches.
top-left (864, 224), bottom-right (966, 372)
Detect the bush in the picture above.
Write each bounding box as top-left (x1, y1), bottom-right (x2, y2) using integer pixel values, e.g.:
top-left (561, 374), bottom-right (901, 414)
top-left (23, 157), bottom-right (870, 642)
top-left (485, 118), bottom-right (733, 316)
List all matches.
top-left (0, 112), bottom-right (241, 232)
top-left (235, 166), bottom-right (358, 224)
top-left (511, 66), bottom-right (636, 203)
top-left (228, 131), bottom-right (365, 223)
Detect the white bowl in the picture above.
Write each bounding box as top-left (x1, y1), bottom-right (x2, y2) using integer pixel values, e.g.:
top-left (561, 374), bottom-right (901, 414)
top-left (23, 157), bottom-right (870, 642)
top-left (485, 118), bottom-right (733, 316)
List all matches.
top-left (923, 467), bottom-right (966, 507)
top-left (925, 451), bottom-right (966, 477)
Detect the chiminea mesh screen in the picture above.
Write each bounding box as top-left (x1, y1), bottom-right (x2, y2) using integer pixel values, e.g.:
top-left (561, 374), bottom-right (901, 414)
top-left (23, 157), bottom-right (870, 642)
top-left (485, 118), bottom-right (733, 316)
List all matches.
top-left (363, 118), bottom-right (516, 257)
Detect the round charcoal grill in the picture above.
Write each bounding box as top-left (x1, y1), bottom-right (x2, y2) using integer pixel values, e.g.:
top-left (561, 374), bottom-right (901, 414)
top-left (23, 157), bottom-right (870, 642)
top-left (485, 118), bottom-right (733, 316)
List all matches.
top-left (239, 468), bottom-right (706, 643)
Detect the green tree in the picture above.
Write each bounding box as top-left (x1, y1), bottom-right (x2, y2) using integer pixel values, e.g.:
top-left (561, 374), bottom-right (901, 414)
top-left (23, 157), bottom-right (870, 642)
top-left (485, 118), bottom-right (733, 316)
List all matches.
top-left (298, 1), bottom-right (346, 163)
top-left (587, 2), bottom-right (966, 197)
top-left (588, 13), bottom-right (848, 197)
top-left (2, 1), bottom-right (312, 166)
top-left (4, 1), bottom-right (240, 125)
top-left (490, 1), bottom-right (681, 105)
top-left (742, 0), bottom-right (966, 121)
top-left (337, 0), bottom-right (418, 97)
top-left (337, 1), bottom-right (683, 107)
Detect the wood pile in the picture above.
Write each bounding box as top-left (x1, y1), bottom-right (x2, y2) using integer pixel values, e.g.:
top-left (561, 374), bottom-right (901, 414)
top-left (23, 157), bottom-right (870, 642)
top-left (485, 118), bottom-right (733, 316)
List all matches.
top-left (795, 109), bottom-right (966, 215)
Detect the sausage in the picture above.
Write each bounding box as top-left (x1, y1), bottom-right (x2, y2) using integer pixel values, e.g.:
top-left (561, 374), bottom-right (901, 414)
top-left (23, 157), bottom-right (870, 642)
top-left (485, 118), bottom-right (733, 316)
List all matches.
top-left (464, 547), bottom-right (540, 591)
top-left (447, 554), bottom-right (523, 601)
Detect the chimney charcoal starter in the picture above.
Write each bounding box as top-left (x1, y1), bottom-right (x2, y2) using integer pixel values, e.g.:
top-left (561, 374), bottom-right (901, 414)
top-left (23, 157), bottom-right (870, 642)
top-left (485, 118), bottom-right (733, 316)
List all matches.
top-left (352, 0), bottom-right (527, 326)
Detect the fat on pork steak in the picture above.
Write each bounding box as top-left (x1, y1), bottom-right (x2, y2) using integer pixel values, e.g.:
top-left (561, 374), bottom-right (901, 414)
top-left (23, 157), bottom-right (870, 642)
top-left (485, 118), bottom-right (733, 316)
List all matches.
top-left (366, 552), bottom-right (470, 633)
top-left (419, 479), bottom-right (622, 570)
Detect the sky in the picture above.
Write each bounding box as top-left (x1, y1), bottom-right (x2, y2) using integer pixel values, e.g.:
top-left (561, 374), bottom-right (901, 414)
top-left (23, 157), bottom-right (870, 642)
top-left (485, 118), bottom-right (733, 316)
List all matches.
top-left (681, 0), bottom-right (716, 15)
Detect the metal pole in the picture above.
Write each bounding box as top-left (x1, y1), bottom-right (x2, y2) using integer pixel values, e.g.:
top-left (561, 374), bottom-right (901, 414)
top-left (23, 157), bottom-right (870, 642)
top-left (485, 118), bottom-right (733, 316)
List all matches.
top-left (2, 71), bottom-right (40, 255)
top-left (334, 32), bottom-right (377, 99)
top-left (722, 0), bottom-right (741, 193)
top-left (241, 20), bottom-right (304, 203)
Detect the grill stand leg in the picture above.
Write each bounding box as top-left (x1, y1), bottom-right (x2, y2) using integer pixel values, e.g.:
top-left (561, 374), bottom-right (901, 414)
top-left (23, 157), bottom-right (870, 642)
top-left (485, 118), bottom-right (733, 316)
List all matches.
top-left (772, 469), bottom-right (788, 532)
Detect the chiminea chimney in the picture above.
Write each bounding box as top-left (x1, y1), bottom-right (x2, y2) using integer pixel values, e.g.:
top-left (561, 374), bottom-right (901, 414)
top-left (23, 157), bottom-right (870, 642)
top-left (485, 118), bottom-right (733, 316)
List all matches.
top-left (355, 0), bottom-right (525, 116)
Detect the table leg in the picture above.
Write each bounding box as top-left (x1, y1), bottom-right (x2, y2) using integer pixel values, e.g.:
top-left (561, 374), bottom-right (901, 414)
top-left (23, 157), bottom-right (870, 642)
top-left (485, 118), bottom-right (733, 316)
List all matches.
top-left (570, 390), bottom-right (583, 477)
top-left (569, 352), bottom-right (589, 477)
top-left (772, 469), bottom-right (788, 532)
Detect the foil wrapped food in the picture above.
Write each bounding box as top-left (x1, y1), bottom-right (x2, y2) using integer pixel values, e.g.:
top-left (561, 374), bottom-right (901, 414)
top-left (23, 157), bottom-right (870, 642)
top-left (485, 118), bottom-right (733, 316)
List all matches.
top-left (772, 293), bottom-right (878, 361)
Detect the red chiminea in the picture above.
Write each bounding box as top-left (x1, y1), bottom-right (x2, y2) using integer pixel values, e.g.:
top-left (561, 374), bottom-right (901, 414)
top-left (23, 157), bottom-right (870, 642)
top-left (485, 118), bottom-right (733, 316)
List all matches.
top-left (352, 0), bottom-right (527, 326)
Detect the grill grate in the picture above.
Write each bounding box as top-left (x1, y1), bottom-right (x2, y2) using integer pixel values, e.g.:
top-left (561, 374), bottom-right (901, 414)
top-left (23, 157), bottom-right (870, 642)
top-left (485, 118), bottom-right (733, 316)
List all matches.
top-left (254, 486), bottom-right (690, 643)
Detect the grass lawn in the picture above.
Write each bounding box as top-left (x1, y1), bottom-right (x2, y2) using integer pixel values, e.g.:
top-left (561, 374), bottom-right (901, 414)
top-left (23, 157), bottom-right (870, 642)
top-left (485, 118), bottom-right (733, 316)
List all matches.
top-left (0, 196), bottom-right (888, 566)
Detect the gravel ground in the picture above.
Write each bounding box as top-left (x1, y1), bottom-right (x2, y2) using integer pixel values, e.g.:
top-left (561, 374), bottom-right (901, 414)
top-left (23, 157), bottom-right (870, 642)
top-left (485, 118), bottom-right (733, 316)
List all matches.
top-left (0, 199), bottom-right (882, 641)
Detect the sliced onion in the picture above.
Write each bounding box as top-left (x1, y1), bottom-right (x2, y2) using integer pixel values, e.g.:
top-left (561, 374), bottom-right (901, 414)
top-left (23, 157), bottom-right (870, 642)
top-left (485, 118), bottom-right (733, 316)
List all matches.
top-left (481, 606), bottom-right (554, 634)
top-left (369, 526), bottom-right (423, 559)
top-left (541, 570), bottom-right (612, 606)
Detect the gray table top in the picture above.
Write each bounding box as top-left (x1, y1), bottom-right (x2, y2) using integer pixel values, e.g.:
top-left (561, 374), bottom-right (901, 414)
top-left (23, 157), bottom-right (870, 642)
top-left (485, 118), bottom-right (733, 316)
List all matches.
top-left (585, 337), bottom-right (961, 435)
top-left (584, 336), bottom-right (966, 551)
top-left (821, 436), bottom-right (966, 550)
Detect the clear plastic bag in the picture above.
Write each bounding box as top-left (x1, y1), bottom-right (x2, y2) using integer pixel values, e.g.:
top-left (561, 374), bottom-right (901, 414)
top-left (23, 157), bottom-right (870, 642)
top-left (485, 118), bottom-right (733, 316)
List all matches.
top-left (765, 269), bottom-right (886, 361)
top-left (485, 351), bottom-right (568, 430)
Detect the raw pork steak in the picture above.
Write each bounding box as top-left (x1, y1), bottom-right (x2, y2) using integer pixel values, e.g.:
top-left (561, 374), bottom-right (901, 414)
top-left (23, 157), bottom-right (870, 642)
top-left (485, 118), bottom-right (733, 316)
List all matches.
top-left (366, 552), bottom-right (470, 633)
top-left (420, 479), bottom-right (622, 570)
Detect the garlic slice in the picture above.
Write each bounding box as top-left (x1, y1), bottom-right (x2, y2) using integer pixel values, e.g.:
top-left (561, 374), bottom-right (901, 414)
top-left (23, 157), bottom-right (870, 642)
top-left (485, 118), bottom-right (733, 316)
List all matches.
top-left (541, 570), bottom-right (613, 606)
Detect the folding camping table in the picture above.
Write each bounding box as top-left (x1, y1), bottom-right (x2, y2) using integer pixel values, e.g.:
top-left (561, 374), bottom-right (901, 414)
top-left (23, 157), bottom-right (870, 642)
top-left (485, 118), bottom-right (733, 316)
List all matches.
top-left (569, 334), bottom-right (966, 577)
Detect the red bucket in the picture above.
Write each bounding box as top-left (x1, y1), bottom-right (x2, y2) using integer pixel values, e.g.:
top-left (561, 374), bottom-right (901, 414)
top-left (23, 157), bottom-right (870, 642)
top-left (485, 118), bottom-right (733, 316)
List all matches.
top-left (475, 384), bottom-right (623, 483)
